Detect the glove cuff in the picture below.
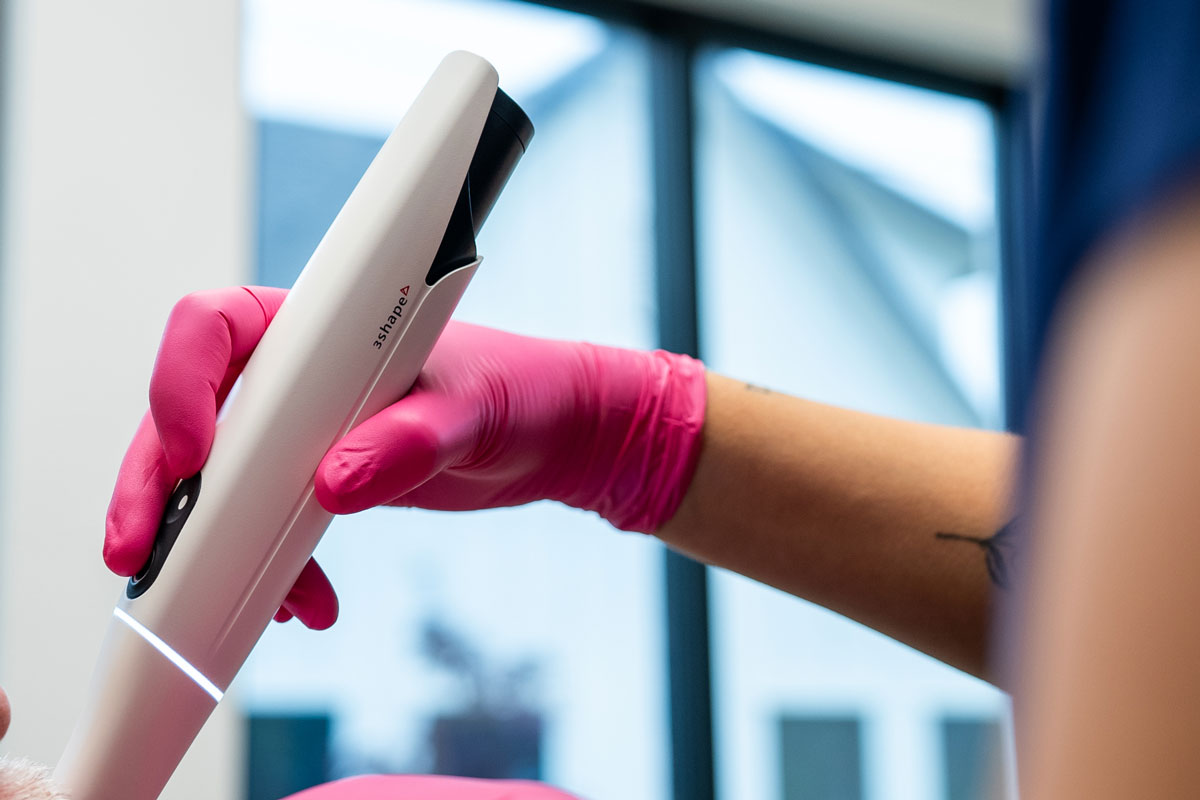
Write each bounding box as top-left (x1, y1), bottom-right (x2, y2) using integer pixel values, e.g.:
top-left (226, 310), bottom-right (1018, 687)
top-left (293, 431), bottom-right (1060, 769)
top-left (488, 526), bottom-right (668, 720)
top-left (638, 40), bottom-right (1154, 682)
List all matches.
top-left (570, 346), bottom-right (707, 534)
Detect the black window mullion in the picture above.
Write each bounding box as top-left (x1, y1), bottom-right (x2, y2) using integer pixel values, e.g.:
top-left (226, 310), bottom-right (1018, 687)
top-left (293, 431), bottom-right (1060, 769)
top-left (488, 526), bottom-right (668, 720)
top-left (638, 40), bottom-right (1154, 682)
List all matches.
top-left (647, 30), bottom-right (717, 800)
top-left (996, 90), bottom-right (1034, 434)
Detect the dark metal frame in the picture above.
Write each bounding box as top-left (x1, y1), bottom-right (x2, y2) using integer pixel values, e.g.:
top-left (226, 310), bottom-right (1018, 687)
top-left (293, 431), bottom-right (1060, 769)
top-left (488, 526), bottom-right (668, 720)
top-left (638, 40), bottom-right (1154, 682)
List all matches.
top-left (647, 34), bottom-right (714, 800)
top-left (995, 95), bottom-right (1033, 432)
top-left (508, 3), bottom-right (1019, 799)
top-left (528, 0), bottom-right (1009, 104)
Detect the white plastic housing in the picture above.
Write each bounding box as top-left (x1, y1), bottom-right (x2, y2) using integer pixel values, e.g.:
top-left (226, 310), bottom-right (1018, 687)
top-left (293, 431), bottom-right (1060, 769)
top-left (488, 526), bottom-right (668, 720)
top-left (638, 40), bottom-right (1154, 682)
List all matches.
top-left (56, 51), bottom-right (501, 800)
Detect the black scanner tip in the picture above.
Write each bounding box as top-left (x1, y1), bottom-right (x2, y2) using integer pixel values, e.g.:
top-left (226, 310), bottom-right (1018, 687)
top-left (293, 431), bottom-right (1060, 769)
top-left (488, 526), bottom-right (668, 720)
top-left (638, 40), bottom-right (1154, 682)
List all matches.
top-left (489, 88), bottom-right (534, 153)
top-left (467, 88), bottom-right (535, 232)
top-left (425, 87), bottom-right (534, 286)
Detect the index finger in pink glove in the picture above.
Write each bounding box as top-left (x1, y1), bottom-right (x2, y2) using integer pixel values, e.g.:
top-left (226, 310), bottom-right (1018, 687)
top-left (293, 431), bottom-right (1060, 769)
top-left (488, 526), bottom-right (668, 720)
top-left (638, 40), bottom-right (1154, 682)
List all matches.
top-left (106, 287), bottom-right (286, 575)
top-left (105, 287), bottom-right (340, 630)
top-left (149, 286), bottom-right (288, 477)
top-left (282, 775), bottom-right (583, 800)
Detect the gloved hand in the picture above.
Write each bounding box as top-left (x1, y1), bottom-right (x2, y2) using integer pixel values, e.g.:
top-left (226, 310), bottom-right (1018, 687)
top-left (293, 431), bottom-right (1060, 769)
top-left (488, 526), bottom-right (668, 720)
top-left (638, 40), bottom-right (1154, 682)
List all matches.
top-left (105, 287), bottom-right (706, 629)
top-left (281, 775), bottom-right (581, 800)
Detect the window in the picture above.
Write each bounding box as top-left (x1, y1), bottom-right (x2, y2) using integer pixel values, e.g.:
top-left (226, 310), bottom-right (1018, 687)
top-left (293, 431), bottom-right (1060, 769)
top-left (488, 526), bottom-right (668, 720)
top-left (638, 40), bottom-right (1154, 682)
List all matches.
top-left (695, 47), bottom-right (1011, 800)
top-left (240, 4), bottom-right (1015, 799)
top-left (247, 714), bottom-right (332, 800)
top-left (940, 717), bottom-right (1012, 800)
top-left (779, 716), bottom-right (865, 800)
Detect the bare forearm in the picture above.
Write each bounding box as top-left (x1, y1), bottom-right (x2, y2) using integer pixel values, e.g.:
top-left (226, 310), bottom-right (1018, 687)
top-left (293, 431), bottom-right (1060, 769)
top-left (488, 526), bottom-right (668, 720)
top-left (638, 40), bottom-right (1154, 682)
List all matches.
top-left (659, 373), bottom-right (1020, 681)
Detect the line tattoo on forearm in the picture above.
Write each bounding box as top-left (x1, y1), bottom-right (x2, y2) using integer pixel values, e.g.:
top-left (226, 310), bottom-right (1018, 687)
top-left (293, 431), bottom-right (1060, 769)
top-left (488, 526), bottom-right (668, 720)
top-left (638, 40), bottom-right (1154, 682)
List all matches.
top-left (744, 383), bottom-right (772, 394)
top-left (935, 522), bottom-right (1016, 589)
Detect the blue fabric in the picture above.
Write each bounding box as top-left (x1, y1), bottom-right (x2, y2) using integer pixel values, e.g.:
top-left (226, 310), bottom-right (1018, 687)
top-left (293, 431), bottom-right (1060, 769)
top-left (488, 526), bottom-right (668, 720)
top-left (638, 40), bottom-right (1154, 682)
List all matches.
top-left (1024, 0), bottom-right (1200, 422)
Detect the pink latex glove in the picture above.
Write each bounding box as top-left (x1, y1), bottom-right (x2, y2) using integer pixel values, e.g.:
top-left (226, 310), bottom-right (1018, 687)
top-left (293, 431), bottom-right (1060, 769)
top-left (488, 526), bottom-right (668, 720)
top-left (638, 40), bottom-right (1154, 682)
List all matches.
top-left (281, 775), bottom-right (581, 800)
top-left (106, 286), bottom-right (706, 628)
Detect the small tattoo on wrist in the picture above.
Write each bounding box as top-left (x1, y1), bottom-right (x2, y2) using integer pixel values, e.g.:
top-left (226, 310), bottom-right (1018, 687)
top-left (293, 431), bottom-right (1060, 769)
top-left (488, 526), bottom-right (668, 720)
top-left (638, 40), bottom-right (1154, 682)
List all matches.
top-left (936, 523), bottom-right (1016, 589)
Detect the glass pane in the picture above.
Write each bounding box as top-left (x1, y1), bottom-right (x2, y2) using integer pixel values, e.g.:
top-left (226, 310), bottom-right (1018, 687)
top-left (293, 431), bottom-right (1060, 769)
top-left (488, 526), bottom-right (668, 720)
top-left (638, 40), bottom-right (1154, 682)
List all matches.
top-left (247, 714), bottom-right (332, 800)
top-left (940, 717), bottom-right (1012, 800)
top-left (696, 47), bottom-right (1012, 800)
top-left (241, 3), bottom-right (664, 799)
top-left (779, 717), bottom-right (865, 800)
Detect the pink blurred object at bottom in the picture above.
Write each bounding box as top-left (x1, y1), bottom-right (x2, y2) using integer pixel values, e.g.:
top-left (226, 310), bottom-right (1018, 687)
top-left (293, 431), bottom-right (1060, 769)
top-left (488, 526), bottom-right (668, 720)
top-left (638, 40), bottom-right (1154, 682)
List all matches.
top-left (281, 775), bottom-right (582, 800)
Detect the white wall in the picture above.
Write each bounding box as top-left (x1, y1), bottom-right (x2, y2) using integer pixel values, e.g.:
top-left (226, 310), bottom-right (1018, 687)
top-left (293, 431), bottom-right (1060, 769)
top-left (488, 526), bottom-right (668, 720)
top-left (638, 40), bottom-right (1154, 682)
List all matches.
top-left (0, 1), bottom-right (248, 798)
top-left (645, 0), bottom-right (1035, 84)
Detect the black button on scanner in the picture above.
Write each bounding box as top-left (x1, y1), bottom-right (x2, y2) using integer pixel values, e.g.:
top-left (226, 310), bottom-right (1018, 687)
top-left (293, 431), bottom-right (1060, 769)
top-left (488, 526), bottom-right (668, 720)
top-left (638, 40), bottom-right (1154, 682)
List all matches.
top-left (127, 472), bottom-right (201, 599)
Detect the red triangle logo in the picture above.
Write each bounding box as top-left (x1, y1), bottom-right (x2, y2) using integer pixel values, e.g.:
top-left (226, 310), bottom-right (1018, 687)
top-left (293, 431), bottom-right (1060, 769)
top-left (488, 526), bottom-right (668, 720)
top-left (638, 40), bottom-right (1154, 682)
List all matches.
top-left (399, 285), bottom-right (409, 296)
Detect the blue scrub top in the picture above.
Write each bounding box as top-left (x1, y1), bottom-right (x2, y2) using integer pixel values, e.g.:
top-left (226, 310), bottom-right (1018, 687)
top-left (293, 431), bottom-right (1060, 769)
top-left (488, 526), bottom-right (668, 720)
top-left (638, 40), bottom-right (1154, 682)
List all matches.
top-left (1023, 0), bottom-right (1200, 423)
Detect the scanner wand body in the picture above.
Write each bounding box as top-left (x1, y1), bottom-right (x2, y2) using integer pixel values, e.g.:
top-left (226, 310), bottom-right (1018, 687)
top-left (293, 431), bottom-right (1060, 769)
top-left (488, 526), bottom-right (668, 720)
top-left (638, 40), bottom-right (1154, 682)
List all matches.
top-left (55, 51), bottom-right (532, 800)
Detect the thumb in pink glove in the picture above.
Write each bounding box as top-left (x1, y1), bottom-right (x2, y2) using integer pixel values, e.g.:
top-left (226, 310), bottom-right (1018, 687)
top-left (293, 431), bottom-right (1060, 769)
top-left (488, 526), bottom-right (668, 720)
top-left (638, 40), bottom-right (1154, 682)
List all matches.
top-left (281, 775), bottom-right (581, 800)
top-left (313, 318), bottom-right (707, 531)
top-left (106, 286), bottom-right (707, 629)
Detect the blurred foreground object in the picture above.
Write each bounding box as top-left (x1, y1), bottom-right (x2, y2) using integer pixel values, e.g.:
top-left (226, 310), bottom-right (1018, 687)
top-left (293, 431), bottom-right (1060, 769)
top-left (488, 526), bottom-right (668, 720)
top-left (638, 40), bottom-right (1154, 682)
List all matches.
top-left (283, 774), bottom-right (580, 799)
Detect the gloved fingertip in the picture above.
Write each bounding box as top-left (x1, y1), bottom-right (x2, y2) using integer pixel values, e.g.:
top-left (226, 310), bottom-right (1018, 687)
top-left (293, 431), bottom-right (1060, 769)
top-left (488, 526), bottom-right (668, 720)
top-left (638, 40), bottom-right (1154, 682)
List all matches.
top-left (290, 596), bottom-right (338, 631)
top-left (101, 543), bottom-right (135, 577)
top-left (314, 452), bottom-right (374, 515)
top-left (273, 608), bottom-right (294, 623)
top-left (313, 486), bottom-right (369, 516)
top-left (302, 607), bottom-right (338, 631)
top-left (103, 515), bottom-right (149, 577)
top-left (316, 422), bottom-right (442, 515)
top-left (282, 558), bottom-right (340, 631)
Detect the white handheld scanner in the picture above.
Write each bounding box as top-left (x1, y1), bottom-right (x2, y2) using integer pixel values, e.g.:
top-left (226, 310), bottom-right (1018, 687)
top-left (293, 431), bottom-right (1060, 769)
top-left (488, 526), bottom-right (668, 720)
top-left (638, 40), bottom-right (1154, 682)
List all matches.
top-left (55, 51), bottom-right (533, 800)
